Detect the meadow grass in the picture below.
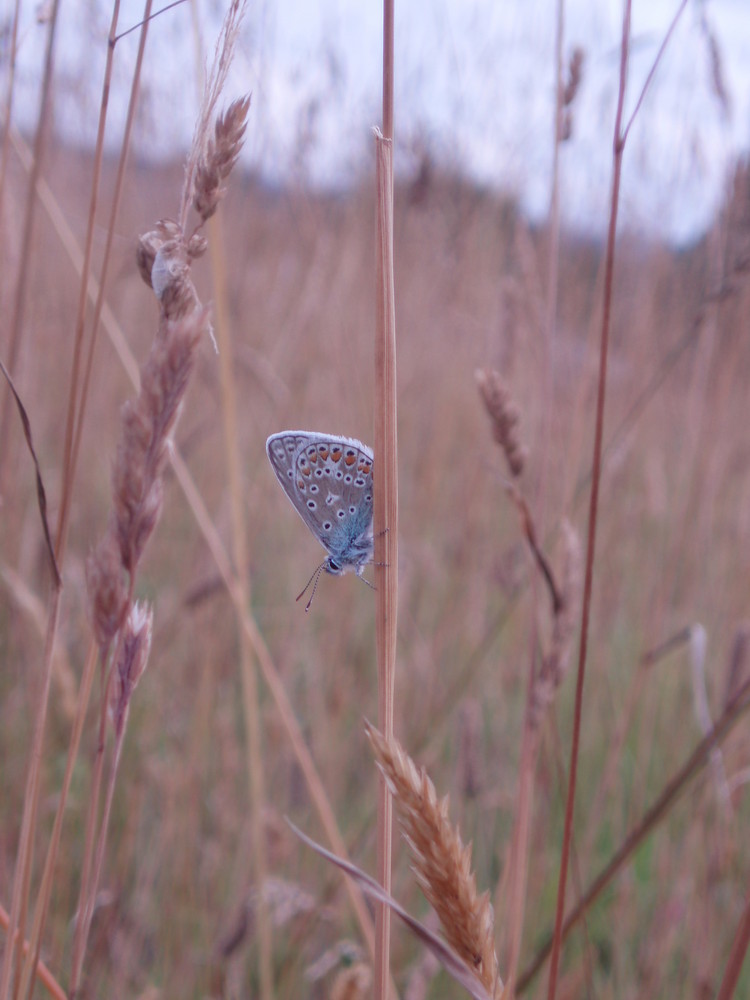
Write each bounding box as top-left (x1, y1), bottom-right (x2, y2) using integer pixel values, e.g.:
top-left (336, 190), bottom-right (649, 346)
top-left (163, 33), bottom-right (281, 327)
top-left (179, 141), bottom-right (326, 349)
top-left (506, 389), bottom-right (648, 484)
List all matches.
top-left (1, 4), bottom-right (750, 998)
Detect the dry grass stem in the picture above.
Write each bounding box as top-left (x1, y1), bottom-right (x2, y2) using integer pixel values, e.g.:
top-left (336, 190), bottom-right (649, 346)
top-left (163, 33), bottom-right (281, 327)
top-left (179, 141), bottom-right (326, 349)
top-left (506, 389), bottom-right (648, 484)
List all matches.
top-left (475, 368), bottom-right (527, 477)
top-left (367, 723), bottom-right (504, 1000)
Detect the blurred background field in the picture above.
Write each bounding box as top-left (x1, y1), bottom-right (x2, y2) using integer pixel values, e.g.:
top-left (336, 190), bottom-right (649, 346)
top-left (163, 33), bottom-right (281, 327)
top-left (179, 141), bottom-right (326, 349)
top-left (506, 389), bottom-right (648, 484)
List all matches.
top-left (2, 3), bottom-right (750, 998)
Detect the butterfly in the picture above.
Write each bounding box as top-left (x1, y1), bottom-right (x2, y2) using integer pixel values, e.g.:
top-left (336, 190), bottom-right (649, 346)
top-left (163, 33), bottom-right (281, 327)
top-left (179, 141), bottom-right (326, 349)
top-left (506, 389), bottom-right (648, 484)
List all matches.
top-left (266, 431), bottom-right (374, 608)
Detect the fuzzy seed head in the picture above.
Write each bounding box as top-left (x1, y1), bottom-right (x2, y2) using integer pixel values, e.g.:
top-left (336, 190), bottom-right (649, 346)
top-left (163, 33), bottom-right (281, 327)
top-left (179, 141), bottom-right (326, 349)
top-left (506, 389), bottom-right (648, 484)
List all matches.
top-left (194, 96), bottom-right (251, 222)
top-left (86, 526), bottom-right (127, 650)
top-left (367, 723), bottom-right (504, 999)
top-left (110, 602), bottom-right (153, 738)
top-left (475, 368), bottom-right (527, 477)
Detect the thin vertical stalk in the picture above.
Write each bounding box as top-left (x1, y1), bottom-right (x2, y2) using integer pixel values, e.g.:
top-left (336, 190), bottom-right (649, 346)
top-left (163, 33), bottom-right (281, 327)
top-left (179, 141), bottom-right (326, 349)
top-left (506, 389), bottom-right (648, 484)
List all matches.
top-left (546, 1), bottom-right (691, 992)
top-left (715, 878), bottom-right (750, 1000)
top-left (538, 0), bottom-right (564, 526)
top-left (54, 0), bottom-right (121, 566)
top-left (374, 2), bottom-right (397, 997)
top-left (0, 0), bottom-right (60, 489)
top-left (18, 640), bottom-right (98, 998)
top-left (547, 7), bottom-right (629, 996)
top-left (0, 590), bottom-right (61, 1000)
top-left (505, 5), bottom-right (566, 990)
top-left (57, 0), bottom-right (149, 568)
top-left (0, 0), bottom-right (22, 216)
top-left (210, 212), bottom-right (274, 1000)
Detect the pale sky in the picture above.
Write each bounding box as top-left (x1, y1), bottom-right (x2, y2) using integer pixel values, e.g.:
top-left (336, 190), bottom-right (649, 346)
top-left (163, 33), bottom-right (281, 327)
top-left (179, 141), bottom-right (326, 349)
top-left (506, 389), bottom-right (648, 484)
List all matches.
top-left (12, 0), bottom-right (750, 243)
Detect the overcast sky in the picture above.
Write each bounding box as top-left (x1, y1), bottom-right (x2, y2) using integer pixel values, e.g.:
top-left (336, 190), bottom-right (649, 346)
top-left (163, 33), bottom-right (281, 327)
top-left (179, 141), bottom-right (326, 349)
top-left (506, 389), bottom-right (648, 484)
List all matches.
top-left (12, 0), bottom-right (750, 243)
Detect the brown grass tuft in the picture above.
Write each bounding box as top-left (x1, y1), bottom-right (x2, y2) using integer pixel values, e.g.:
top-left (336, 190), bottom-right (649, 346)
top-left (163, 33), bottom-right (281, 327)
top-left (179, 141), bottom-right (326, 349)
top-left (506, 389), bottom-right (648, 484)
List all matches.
top-left (366, 723), bottom-right (504, 1000)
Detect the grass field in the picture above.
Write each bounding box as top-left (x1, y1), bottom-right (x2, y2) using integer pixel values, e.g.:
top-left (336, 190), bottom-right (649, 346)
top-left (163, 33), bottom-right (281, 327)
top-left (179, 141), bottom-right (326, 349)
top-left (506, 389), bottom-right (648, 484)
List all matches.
top-left (1, 4), bottom-right (750, 998)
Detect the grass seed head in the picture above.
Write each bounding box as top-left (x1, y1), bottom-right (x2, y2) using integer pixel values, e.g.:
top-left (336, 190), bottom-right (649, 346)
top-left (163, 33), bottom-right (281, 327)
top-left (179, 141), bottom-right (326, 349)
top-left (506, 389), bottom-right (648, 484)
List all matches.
top-left (194, 96), bottom-right (251, 223)
top-left (86, 525), bottom-right (128, 651)
top-left (367, 723), bottom-right (504, 999)
top-left (475, 368), bottom-right (527, 477)
top-left (110, 602), bottom-right (153, 738)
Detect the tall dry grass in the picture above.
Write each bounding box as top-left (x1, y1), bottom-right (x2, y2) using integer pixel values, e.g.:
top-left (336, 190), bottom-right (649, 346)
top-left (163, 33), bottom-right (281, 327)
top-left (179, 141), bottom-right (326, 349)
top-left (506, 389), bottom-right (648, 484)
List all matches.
top-left (1, 1), bottom-right (750, 998)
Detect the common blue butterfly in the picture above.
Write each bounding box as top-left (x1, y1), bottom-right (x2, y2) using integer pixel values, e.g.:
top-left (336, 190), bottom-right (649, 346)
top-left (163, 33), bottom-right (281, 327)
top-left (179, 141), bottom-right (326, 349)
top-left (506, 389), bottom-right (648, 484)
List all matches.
top-left (266, 431), bottom-right (374, 606)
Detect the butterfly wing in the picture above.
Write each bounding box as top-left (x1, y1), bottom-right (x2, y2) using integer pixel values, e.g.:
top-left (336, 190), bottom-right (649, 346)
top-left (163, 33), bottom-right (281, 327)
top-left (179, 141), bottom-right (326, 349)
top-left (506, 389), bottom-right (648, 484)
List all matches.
top-left (266, 431), bottom-right (374, 571)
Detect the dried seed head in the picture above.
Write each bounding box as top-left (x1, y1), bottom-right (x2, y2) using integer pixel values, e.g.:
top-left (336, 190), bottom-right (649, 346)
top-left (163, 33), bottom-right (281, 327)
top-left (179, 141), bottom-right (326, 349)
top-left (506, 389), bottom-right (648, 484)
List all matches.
top-left (194, 96), bottom-right (251, 222)
top-left (367, 723), bottom-right (504, 999)
top-left (475, 368), bottom-right (527, 477)
top-left (110, 602), bottom-right (153, 738)
top-left (112, 307), bottom-right (209, 573)
top-left (563, 47), bottom-right (584, 107)
top-left (528, 520), bottom-right (582, 731)
top-left (86, 526), bottom-right (127, 650)
top-left (559, 47), bottom-right (585, 143)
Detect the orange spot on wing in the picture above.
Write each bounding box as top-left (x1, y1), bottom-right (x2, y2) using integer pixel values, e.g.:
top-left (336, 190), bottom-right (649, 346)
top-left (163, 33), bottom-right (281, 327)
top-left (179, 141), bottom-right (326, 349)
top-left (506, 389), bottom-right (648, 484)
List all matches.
top-left (331, 447), bottom-right (343, 461)
top-left (344, 452), bottom-right (356, 466)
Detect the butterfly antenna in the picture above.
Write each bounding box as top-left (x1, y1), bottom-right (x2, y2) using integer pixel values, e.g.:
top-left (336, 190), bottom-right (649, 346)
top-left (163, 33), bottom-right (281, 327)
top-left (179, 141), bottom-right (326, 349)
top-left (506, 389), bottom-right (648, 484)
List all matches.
top-left (296, 561), bottom-right (327, 612)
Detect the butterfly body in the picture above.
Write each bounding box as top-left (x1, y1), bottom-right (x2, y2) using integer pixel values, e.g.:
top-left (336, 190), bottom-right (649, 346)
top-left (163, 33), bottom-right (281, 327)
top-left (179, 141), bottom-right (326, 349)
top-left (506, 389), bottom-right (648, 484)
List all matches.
top-left (266, 431), bottom-right (374, 578)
